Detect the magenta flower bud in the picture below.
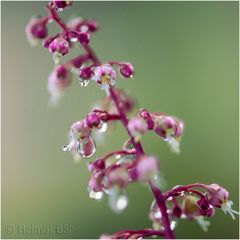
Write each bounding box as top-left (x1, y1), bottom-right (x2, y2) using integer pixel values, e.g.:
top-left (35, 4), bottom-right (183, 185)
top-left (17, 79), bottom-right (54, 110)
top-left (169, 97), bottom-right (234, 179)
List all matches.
top-left (205, 184), bottom-right (229, 208)
top-left (89, 159), bottom-right (105, 172)
top-left (49, 37), bottom-right (69, 55)
top-left (119, 62), bottom-right (134, 78)
top-left (135, 156), bottom-right (158, 181)
top-left (53, 0), bottom-right (73, 11)
top-left (78, 32), bottom-right (90, 45)
top-left (85, 112), bottom-right (101, 128)
top-left (43, 36), bottom-right (55, 48)
top-left (85, 20), bottom-right (99, 32)
top-left (49, 37), bottom-right (70, 63)
top-left (25, 17), bottom-right (48, 46)
top-left (172, 204), bottom-right (182, 218)
top-left (79, 66), bottom-right (92, 80)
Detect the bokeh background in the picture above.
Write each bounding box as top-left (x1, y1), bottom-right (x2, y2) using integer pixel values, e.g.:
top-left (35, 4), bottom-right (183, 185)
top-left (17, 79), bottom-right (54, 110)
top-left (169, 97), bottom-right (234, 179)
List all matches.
top-left (1, 1), bottom-right (239, 239)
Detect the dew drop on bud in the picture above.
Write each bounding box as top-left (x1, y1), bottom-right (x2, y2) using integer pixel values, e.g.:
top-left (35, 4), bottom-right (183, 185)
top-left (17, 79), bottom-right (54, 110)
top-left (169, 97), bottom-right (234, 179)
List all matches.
top-left (89, 190), bottom-right (103, 200)
top-left (77, 138), bottom-right (96, 158)
top-left (108, 188), bottom-right (128, 213)
top-left (53, 52), bottom-right (61, 64)
top-left (98, 122), bottom-right (108, 133)
top-left (62, 145), bottom-right (68, 152)
top-left (70, 37), bottom-right (78, 43)
top-left (79, 79), bottom-right (90, 87)
top-left (170, 220), bottom-right (177, 230)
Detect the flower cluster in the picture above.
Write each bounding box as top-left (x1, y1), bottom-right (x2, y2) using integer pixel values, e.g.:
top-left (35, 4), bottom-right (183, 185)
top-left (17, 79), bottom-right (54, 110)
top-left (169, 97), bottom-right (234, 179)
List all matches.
top-left (27, 1), bottom-right (238, 239)
top-left (148, 183), bottom-right (238, 233)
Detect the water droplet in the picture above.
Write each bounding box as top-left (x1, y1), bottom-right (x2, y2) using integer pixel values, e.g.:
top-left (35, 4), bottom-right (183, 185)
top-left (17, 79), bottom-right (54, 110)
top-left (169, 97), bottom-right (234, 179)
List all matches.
top-left (108, 188), bottom-right (128, 213)
top-left (70, 37), bottom-right (78, 43)
top-left (98, 122), bottom-right (108, 133)
top-left (79, 79), bottom-right (89, 87)
top-left (77, 138), bottom-right (96, 158)
top-left (115, 154), bottom-right (122, 160)
top-left (170, 220), bottom-right (177, 230)
top-left (89, 190), bottom-right (103, 200)
top-left (56, 8), bottom-right (63, 12)
top-left (153, 210), bottom-right (162, 219)
top-left (53, 52), bottom-right (61, 64)
top-left (152, 172), bottom-right (167, 190)
top-left (62, 145), bottom-right (68, 152)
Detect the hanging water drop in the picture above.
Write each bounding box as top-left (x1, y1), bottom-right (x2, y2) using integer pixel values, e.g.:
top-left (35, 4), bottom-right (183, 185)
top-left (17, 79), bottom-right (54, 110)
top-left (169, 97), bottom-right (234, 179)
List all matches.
top-left (170, 220), bottom-right (177, 230)
top-left (98, 122), bottom-right (108, 133)
top-left (108, 188), bottom-right (128, 213)
top-left (89, 190), bottom-right (103, 200)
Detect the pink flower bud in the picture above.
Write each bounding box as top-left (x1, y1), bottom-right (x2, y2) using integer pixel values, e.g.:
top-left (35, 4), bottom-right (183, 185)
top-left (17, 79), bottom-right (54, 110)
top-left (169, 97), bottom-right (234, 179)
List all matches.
top-left (135, 156), bottom-right (158, 181)
top-left (119, 62), bottom-right (134, 78)
top-left (78, 32), bottom-right (90, 45)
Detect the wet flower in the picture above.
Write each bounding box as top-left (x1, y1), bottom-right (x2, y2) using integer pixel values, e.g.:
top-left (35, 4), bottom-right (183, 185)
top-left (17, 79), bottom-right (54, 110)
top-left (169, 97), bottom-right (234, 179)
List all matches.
top-left (135, 156), bottom-right (158, 181)
top-left (48, 37), bottom-right (70, 64)
top-left (153, 114), bottom-right (184, 153)
top-left (206, 184), bottom-right (239, 219)
top-left (92, 64), bottom-right (116, 94)
top-left (79, 67), bottom-right (92, 87)
top-left (47, 64), bottom-right (72, 105)
top-left (119, 62), bottom-right (134, 78)
top-left (26, 17), bottom-right (48, 46)
top-left (62, 120), bottom-right (96, 159)
top-left (128, 116), bottom-right (148, 141)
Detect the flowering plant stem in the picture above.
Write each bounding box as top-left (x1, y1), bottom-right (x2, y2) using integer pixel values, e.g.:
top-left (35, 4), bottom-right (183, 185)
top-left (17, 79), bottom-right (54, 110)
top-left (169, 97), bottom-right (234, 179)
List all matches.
top-left (26, 1), bottom-right (238, 238)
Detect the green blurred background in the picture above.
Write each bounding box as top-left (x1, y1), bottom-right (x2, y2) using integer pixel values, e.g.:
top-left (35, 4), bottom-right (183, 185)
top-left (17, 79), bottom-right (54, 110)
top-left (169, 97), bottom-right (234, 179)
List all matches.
top-left (1, 1), bottom-right (239, 239)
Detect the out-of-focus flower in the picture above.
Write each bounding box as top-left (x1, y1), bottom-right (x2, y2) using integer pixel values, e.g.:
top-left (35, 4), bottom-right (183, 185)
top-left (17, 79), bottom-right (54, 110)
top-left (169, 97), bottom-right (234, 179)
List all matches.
top-left (135, 156), bottom-right (158, 181)
top-left (26, 17), bottom-right (48, 46)
top-left (128, 116), bottom-right (148, 141)
top-left (47, 64), bottom-right (72, 105)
